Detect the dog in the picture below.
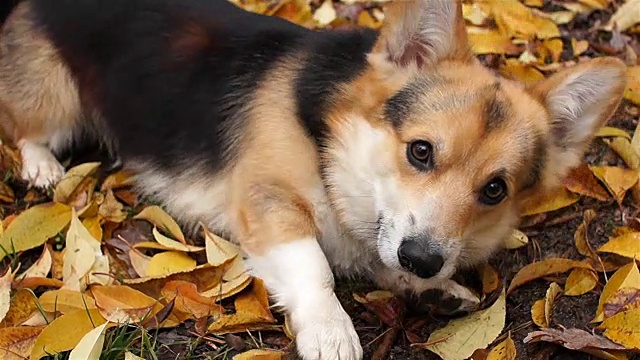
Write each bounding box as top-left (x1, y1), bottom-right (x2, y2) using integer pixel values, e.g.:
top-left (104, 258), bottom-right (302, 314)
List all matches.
top-left (0, 0), bottom-right (626, 358)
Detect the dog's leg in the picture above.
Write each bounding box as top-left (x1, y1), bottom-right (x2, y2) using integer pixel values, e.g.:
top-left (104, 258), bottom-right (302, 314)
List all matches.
top-left (0, 2), bottom-right (82, 188)
top-left (236, 184), bottom-right (362, 360)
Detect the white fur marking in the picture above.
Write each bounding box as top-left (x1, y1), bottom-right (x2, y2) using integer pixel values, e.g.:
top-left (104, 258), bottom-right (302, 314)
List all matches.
top-left (245, 239), bottom-right (362, 360)
top-left (18, 139), bottom-right (65, 188)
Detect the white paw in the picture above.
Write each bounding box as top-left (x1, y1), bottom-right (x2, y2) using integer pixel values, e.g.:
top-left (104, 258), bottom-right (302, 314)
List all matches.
top-left (18, 140), bottom-right (65, 188)
top-left (292, 294), bottom-right (362, 360)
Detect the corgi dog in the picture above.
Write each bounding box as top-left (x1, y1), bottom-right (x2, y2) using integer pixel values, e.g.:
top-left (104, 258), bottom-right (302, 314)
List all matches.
top-left (0, 0), bottom-right (626, 358)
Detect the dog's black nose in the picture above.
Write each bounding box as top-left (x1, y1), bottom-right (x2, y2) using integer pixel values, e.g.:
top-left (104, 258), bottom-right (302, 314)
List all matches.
top-left (398, 239), bottom-right (444, 279)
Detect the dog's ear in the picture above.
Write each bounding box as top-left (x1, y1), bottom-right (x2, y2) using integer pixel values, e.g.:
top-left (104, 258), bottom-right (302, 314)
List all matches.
top-left (371, 0), bottom-right (473, 69)
top-left (529, 57), bottom-right (627, 182)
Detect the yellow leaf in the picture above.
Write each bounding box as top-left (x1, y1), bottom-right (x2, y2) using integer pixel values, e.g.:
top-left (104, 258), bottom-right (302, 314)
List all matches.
top-left (204, 226), bottom-right (241, 266)
top-left (68, 322), bottom-right (108, 360)
top-left (481, 264), bottom-right (501, 295)
top-left (596, 127), bottom-right (632, 140)
top-left (577, 0), bottom-right (611, 10)
top-left (522, 0), bottom-right (543, 7)
top-left (520, 187), bottom-right (580, 216)
top-left (625, 66), bottom-right (640, 105)
top-left (603, 287), bottom-right (640, 318)
top-left (91, 285), bottom-right (161, 324)
top-left (598, 232), bottom-right (640, 259)
top-left (30, 308), bottom-right (107, 359)
top-left (0, 326), bottom-right (45, 360)
top-left (599, 309), bottom-right (640, 350)
top-left (146, 251), bottom-right (197, 277)
top-left (571, 38), bottom-right (590, 56)
top-left (312, 0), bottom-right (335, 26)
top-left (462, 3), bottom-right (489, 25)
top-left (574, 209), bottom-right (598, 259)
top-left (0, 289), bottom-right (39, 328)
top-left (233, 349), bottom-right (284, 360)
top-left (53, 162), bottom-right (100, 204)
top-left (98, 190), bottom-right (127, 223)
top-left (0, 203), bottom-right (72, 261)
top-left (532, 282), bottom-right (562, 327)
top-left (499, 60), bottom-right (545, 85)
top-left (508, 258), bottom-right (593, 294)
top-left (0, 268), bottom-right (15, 323)
top-left (467, 30), bottom-right (520, 55)
top-left (62, 209), bottom-right (103, 291)
top-left (100, 170), bottom-right (134, 191)
top-left (604, 0), bottom-right (640, 32)
top-left (415, 290), bottom-right (506, 360)
top-left (564, 165), bottom-right (611, 202)
top-left (531, 299), bottom-right (546, 327)
top-left (161, 280), bottom-right (224, 319)
top-left (595, 262), bottom-right (640, 322)
top-left (18, 245), bottom-right (52, 280)
top-left (134, 205), bottom-right (185, 243)
top-left (488, 0), bottom-right (560, 39)
top-left (542, 39), bottom-right (563, 63)
top-left (504, 229), bottom-right (529, 249)
top-left (38, 289), bottom-right (97, 314)
top-left (604, 138), bottom-right (640, 170)
top-left (547, 11), bottom-right (576, 25)
top-left (152, 227), bottom-right (204, 252)
top-left (589, 166), bottom-right (639, 205)
top-left (81, 216), bottom-right (103, 243)
top-left (201, 272), bottom-right (253, 301)
top-left (564, 268), bottom-right (598, 296)
top-left (486, 334), bottom-right (516, 360)
top-left (124, 352), bottom-right (145, 360)
top-left (129, 249), bottom-right (151, 277)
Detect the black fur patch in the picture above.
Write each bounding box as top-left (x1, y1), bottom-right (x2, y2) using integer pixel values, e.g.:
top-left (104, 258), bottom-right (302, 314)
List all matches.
top-left (521, 132), bottom-right (546, 191)
top-left (294, 29), bottom-right (378, 144)
top-left (384, 75), bottom-right (447, 127)
top-left (483, 85), bottom-right (509, 133)
top-left (30, 0), bottom-right (312, 171)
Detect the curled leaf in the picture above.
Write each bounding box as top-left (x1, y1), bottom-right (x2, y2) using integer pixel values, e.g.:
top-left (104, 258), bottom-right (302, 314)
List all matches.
top-left (508, 258), bottom-right (593, 294)
top-left (564, 268), bottom-right (598, 296)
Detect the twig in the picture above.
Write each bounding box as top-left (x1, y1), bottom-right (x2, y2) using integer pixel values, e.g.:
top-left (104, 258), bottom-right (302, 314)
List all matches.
top-left (371, 324), bottom-right (401, 360)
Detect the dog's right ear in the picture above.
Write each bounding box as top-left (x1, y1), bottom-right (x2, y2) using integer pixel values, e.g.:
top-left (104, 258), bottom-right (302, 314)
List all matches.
top-left (371, 0), bottom-right (473, 69)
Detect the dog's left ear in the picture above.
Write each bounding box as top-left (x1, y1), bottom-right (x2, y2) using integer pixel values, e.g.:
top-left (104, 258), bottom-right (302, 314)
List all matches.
top-left (371, 0), bottom-right (473, 69)
top-left (529, 57), bottom-right (627, 182)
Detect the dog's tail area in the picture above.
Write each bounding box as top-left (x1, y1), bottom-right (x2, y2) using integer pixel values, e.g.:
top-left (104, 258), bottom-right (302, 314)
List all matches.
top-left (1, 0), bottom-right (21, 27)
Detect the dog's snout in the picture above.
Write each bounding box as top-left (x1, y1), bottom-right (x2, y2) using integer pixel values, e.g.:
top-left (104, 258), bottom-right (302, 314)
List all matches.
top-left (397, 238), bottom-right (444, 279)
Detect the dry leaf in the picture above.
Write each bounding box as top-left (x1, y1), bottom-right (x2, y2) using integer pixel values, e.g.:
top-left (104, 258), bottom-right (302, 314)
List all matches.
top-left (599, 309), bottom-right (640, 350)
top-left (596, 127), bottom-right (632, 140)
top-left (82, 216), bottom-right (103, 243)
top-left (520, 187), bottom-right (580, 216)
top-left (312, 0), bottom-right (335, 26)
top-left (468, 30), bottom-right (520, 55)
top-left (481, 264), bottom-right (501, 295)
top-left (38, 289), bottom-right (97, 314)
top-left (0, 289), bottom-right (39, 328)
top-left (564, 268), bottom-right (598, 296)
top-left (134, 205), bottom-right (185, 243)
top-left (30, 308), bottom-right (107, 359)
top-left (564, 164), bottom-right (611, 201)
top-left (531, 282), bottom-right (562, 327)
top-left (98, 190), bottom-right (127, 223)
top-left (571, 38), bottom-right (590, 56)
top-left (574, 209), bottom-right (598, 259)
top-left (124, 352), bottom-right (145, 360)
top-left (415, 290), bottom-right (506, 360)
top-left (204, 226), bottom-right (241, 266)
top-left (233, 349), bottom-right (284, 359)
top-left (595, 261), bottom-right (640, 322)
top-left (146, 251), bottom-right (197, 277)
top-left (531, 299), bottom-right (546, 328)
top-left (598, 232), bottom-right (640, 259)
top-left (201, 272), bottom-right (253, 301)
top-left (462, 3), bottom-right (489, 25)
top-left (0, 202), bottom-right (72, 261)
top-left (18, 245), bottom-right (53, 280)
top-left (488, 0), bottom-right (560, 39)
top-left (161, 280), bottom-right (224, 319)
top-left (604, 0), bottom-right (640, 32)
top-left (499, 59), bottom-right (545, 85)
top-left (504, 229), bottom-right (528, 250)
top-left (0, 182), bottom-right (15, 204)
top-left (0, 326), bottom-right (45, 360)
top-left (68, 322), bottom-right (108, 360)
top-left (508, 258), bottom-right (593, 294)
top-left (589, 166), bottom-right (639, 205)
top-left (100, 170), bottom-right (134, 191)
top-left (524, 327), bottom-right (626, 358)
top-left (129, 249), bottom-right (151, 277)
top-left (53, 162), bottom-right (100, 204)
top-left (625, 66), bottom-right (640, 105)
top-left (151, 227), bottom-right (204, 252)
top-left (0, 268), bottom-right (15, 323)
top-left (486, 334), bottom-right (516, 360)
top-left (91, 284), bottom-right (161, 323)
top-left (603, 287), bottom-right (640, 318)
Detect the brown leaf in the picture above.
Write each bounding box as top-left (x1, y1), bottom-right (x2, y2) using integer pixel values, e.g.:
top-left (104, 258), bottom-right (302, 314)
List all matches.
top-left (523, 327), bottom-right (626, 358)
top-left (507, 258), bottom-right (593, 294)
top-left (595, 261), bottom-right (640, 322)
top-left (598, 309), bottom-right (640, 350)
top-left (481, 264), bottom-right (501, 295)
top-left (531, 282), bottom-right (562, 328)
top-left (563, 165), bottom-right (611, 202)
top-left (91, 284), bottom-right (161, 323)
top-left (520, 187), bottom-right (580, 216)
top-left (603, 287), bottom-right (640, 318)
top-left (53, 162), bottom-right (100, 205)
top-left (133, 205), bottom-right (186, 243)
top-left (574, 209), bottom-right (598, 259)
top-left (486, 334), bottom-right (516, 360)
top-left (0, 326), bottom-right (45, 360)
top-left (589, 166), bottom-right (639, 205)
top-left (499, 60), bottom-right (545, 85)
top-left (0, 289), bottom-right (38, 328)
top-left (233, 349), bottom-right (284, 360)
top-left (98, 190), bottom-right (127, 223)
top-left (625, 66), bottom-right (640, 105)
top-left (161, 280), bottom-right (224, 319)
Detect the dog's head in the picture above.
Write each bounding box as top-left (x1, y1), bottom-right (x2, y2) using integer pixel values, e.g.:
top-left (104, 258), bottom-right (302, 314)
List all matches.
top-left (324, 0), bottom-right (626, 281)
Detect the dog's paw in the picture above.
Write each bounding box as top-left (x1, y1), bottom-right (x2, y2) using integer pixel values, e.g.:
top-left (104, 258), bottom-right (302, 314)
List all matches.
top-left (292, 294), bottom-right (362, 360)
top-left (18, 140), bottom-right (65, 188)
top-left (436, 280), bottom-right (481, 316)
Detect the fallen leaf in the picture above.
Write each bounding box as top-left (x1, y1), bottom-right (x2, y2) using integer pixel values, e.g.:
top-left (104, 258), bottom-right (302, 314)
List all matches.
top-left (589, 166), bottom-right (639, 205)
top-left (531, 299), bottom-right (546, 328)
top-left (595, 261), bottom-right (640, 322)
top-left (312, 0), bottom-right (335, 26)
top-left (98, 190), bottom-right (127, 223)
top-left (504, 229), bottom-right (528, 250)
top-left (499, 60), bottom-right (545, 85)
top-left (201, 272), bottom-right (253, 301)
top-left (30, 308), bottom-right (107, 359)
top-left (161, 280), bottom-right (224, 319)
top-left (598, 232), bottom-right (640, 259)
top-left (233, 349), bottom-right (284, 360)
top-left (0, 326), bottom-right (45, 360)
top-left (599, 309), bottom-right (640, 350)
top-left (564, 165), bottom-right (611, 201)
top-left (146, 251), bottom-right (197, 277)
top-left (486, 334), bottom-right (516, 360)
top-left (415, 290), bottom-right (506, 360)
top-left (625, 66), bottom-right (640, 105)
top-left (467, 30), bottom-right (520, 55)
top-left (571, 38), bottom-right (590, 56)
top-left (488, 0), bottom-right (560, 39)
top-left (62, 209), bottom-right (107, 291)
top-left (596, 127), bottom-right (632, 140)
top-left (91, 284), bottom-right (160, 323)
top-left (0, 289), bottom-right (39, 328)
top-left (134, 205), bottom-right (186, 243)
top-left (462, 3), bottom-right (489, 25)
top-left (100, 170), bottom-right (134, 191)
top-left (0, 182), bottom-right (15, 204)
top-left (564, 268), bottom-right (598, 296)
top-left (603, 287), bottom-right (640, 318)
top-left (38, 289), bottom-right (97, 314)
top-left (532, 282), bottom-right (562, 327)
top-left (53, 162), bottom-right (100, 204)
top-left (18, 245), bottom-right (52, 280)
top-left (0, 202), bottom-right (72, 261)
top-left (152, 227), bottom-right (204, 252)
top-left (129, 249), bottom-right (151, 277)
top-left (541, 39), bottom-right (563, 62)
top-left (481, 264), bottom-right (501, 295)
top-left (523, 327), bottom-right (626, 358)
top-left (82, 216), bottom-right (103, 243)
top-left (0, 268), bottom-right (15, 323)
top-left (68, 322), bottom-right (108, 360)
top-left (124, 352), bottom-right (145, 360)
top-left (604, 138), bottom-right (640, 170)
top-left (520, 187), bottom-right (580, 216)
top-left (508, 258), bottom-right (593, 294)
top-left (20, 311), bottom-right (55, 327)
top-left (204, 227), bottom-right (241, 266)
top-left (574, 209), bottom-right (598, 259)
top-left (604, 0), bottom-right (640, 32)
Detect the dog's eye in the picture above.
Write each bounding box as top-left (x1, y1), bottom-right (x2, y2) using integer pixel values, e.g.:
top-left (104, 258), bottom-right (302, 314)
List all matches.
top-left (480, 178), bottom-right (507, 205)
top-left (407, 140), bottom-right (434, 171)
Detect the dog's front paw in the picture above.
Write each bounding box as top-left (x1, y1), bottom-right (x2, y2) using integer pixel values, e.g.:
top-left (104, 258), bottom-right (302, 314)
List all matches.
top-left (18, 140), bottom-right (65, 188)
top-left (291, 293), bottom-right (362, 360)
